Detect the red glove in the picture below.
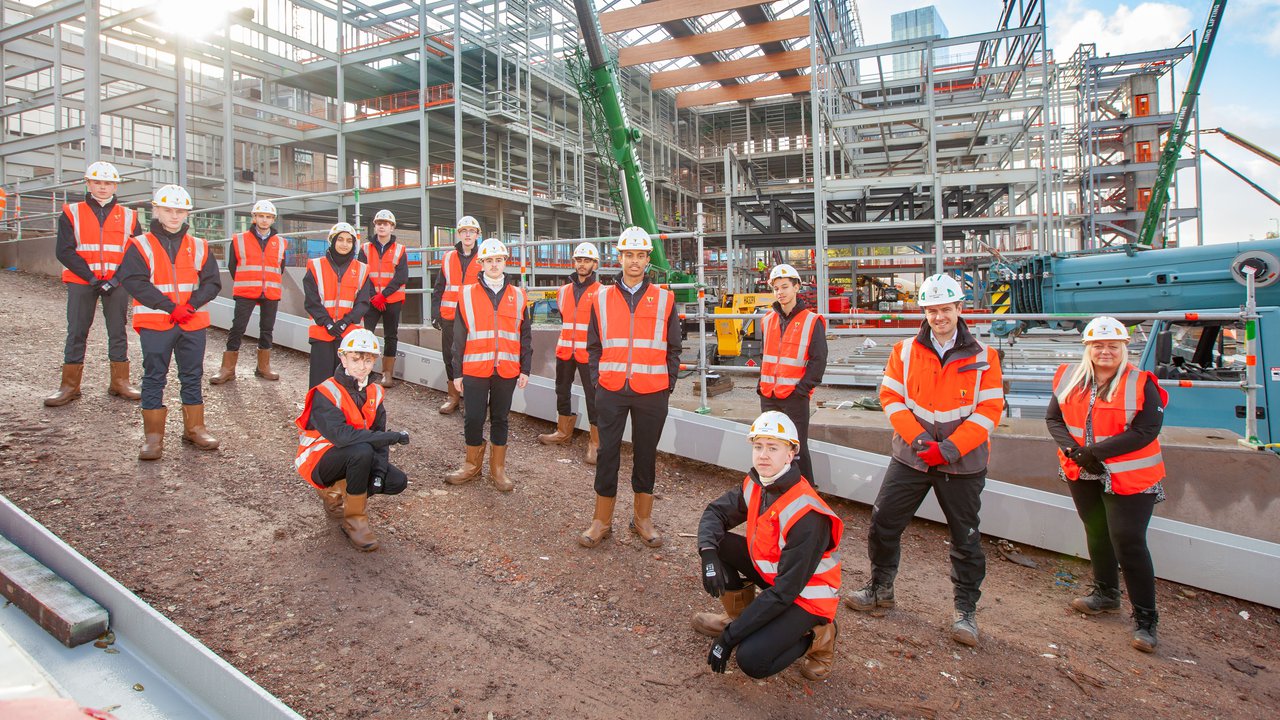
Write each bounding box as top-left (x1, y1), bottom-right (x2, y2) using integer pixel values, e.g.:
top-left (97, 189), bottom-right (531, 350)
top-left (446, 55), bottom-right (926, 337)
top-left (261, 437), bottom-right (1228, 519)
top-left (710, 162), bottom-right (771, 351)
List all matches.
top-left (170, 303), bottom-right (195, 325)
top-left (371, 293), bottom-right (388, 311)
top-left (918, 440), bottom-right (947, 467)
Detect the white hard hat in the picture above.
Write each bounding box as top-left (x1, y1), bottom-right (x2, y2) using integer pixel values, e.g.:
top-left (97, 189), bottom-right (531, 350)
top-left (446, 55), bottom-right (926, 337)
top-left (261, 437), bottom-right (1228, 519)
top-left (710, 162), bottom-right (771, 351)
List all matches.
top-left (152, 184), bottom-right (193, 210)
top-left (374, 209), bottom-right (396, 225)
top-left (617, 226), bottom-right (653, 252)
top-left (251, 199), bottom-right (277, 216)
top-left (85, 161), bottom-right (122, 183)
top-left (917, 273), bottom-right (963, 307)
top-left (328, 222), bottom-right (358, 242)
top-left (338, 328), bottom-right (381, 354)
top-left (768, 264), bottom-right (801, 284)
top-left (477, 237), bottom-right (508, 260)
top-left (1082, 316), bottom-right (1130, 343)
top-left (572, 242), bottom-right (600, 261)
top-left (456, 215), bottom-right (481, 232)
top-left (748, 411), bottom-right (800, 447)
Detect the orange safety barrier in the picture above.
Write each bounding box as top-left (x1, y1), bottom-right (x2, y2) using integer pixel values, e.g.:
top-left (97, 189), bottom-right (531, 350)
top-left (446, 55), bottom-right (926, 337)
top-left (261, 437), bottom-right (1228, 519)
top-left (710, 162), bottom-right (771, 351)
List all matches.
top-left (300, 31), bottom-right (442, 64)
top-left (347, 84), bottom-right (454, 121)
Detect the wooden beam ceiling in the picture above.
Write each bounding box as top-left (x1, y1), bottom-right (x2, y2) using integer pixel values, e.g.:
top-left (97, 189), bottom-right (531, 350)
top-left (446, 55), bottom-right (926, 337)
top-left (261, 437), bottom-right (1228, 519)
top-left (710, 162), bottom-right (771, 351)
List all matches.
top-left (675, 75), bottom-right (811, 109)
top-left (598, 0), bottom-right (769, 35)
top-left (649, 49), bottom-right (811, 90)
top-left (617, 16), bottom-right (809, 68)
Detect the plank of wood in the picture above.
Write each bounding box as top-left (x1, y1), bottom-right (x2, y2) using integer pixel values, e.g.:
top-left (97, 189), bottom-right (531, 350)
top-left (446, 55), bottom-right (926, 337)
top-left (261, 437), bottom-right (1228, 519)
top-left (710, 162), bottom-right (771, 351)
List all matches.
top-left (618, 16), bottom-right (809, 68)
top-left (599, 0), bottom-right (769, 35)
top-left (650, 50), bottom-right (811, 90)
top-left (676, 75), bottom-right (810, 109)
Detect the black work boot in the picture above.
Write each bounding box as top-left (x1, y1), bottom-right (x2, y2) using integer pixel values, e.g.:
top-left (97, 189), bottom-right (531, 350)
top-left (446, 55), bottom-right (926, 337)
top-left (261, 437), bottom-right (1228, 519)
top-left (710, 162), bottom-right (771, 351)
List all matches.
top-left (951, 610), bottom-right (979, 647)
top-left (1131, 606), bottom-right (1158, 653)
top-left (843, 580), bottom-right (895, 616)
top-left (1071, 584), bottom-right (1123, 615)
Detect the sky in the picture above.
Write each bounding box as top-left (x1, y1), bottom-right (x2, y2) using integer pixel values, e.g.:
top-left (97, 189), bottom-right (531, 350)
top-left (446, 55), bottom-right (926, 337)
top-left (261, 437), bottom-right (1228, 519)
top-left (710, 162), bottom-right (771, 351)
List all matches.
top-left (857, 0), bottom-right (1280, 245)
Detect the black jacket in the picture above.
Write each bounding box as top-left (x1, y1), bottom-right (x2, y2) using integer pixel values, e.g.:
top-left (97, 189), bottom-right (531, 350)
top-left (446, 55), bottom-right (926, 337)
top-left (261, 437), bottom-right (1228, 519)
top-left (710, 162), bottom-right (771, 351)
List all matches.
top-left (302, 248), bottom-right (374, 331)
top-left (585, 278), bottom-right (683, 395)
top-left (117, 220), bottom-right (222, 312)
top-left (56, 194), bottom-right (144, 284)
top-left (305, 366), bottom-right (403, 478)
top-left (450, 275), bottom-right (534, 377)
top-left (431, 241), bottom-right (478, 322)
top-left (227, 226), bottom-right (286, 279)
top-left (1045, 374), bottom-right (1164, 459)
top-left (758, 298), bottom-right (828, 397)
top-left (358, 235), bottom-right (409, 300)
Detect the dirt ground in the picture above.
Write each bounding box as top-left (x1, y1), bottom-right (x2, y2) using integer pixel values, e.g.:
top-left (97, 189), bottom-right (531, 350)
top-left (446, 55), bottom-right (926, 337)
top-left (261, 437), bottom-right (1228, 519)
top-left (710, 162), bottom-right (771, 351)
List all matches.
top-left (2, 269), bottom-right (1277, 720)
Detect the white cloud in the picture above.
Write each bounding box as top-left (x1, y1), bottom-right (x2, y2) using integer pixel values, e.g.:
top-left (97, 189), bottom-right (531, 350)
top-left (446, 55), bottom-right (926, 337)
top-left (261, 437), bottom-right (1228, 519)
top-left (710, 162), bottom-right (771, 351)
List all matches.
top-left (1050, 1), bottom-right (1193, 58)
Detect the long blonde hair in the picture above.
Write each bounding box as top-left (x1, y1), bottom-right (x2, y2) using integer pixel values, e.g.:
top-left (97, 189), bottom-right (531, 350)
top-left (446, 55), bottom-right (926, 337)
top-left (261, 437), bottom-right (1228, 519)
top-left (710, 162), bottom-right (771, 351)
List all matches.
top-left (1057, 349), bottom-right (1127, 405)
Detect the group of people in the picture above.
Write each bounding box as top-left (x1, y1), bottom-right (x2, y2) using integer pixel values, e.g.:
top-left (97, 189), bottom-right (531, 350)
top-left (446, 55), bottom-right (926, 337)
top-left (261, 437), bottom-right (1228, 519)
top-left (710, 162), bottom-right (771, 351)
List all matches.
top-left (48, 163), bottom-right (1170, 683)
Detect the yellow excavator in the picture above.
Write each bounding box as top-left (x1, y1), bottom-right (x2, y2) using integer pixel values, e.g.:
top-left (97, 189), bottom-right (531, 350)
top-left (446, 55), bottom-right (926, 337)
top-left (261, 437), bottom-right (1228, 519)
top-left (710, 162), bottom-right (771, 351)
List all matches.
top-left (713, 292), bottom-right (774, 364)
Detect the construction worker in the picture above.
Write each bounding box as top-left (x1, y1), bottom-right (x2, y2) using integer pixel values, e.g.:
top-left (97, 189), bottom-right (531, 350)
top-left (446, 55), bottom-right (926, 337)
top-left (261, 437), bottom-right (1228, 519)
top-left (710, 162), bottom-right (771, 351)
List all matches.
top-left (1046, 316), bottom-right (1167, 653)
top-left (116, 184), bottom-right (222, 460)
top-left (444, 238), bottom-right (532, 492)
top-left (295, 328), bottom-right (410, 552)
top-left (358, 209), bottom-right (408, 389)
top-left (695, 412), bottom-right (842, 680)
top-left (431, 215), bottom-right (482, 414)
top-left (843, 273), bottom-right (1004, 647)
top-left (303, 222), bottom-right (372, 389)
top-left (579, 226), bottom-right (682, 549)
top-left (759, 263), bottom-right (827, 482)
top-left (538, 241), bottom-right (602, 463)
top-left (209, 199), bottom-right (286, 385)
top-left (45, 161), bottom-right (144, 407)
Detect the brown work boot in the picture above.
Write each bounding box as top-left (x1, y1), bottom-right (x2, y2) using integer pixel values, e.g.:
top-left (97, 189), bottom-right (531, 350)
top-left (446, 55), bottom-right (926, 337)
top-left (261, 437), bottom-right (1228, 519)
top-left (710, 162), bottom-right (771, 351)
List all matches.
top-left (254, 349), bottom-right (279, 380)
top-left (630, 492), bottom-right (662, 548)
top-left (209, 351), bottom-right (238, 385)
top-left (379, 356), bottom-right (396, 388)
top-left (585, 424), bottom-right (599, 465)
top-left (438, 382), bottom-right (461, 414)
top-left (538, 414), bottom-right (575, 445)
top-left (490, 444), bottom-right (513, 492)
top-left (578, 494), bottom-right (616, 548)
top-left (44, 363), bottom-right (84, 407)
top-left (108, 361), bottom-right (141, 400)
top-left (180, 404), bottom-right (220, 450)
top-left (445, 443), bottom-right (486, 484)
top-left (138, 407), bottom-right (168, 461)
top-left (317, 478), bottom-right (345, 520)
top-left (692, 586), bottom-right (756, 637)
top-left (799, 621), bottom-right (838, 680)
top-left (341, 492), bottom-right (379, 551)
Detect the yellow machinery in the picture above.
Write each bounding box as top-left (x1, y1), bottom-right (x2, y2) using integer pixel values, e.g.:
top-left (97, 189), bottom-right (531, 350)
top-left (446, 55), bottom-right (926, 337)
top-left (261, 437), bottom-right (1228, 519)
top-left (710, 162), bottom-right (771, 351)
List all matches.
top-left (714, 292), bottom-right (774, 362)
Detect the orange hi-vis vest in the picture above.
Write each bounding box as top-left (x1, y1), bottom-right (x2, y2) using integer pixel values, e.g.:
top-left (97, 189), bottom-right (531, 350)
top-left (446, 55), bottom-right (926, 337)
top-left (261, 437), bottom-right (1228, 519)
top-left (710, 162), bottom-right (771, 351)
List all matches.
top-left (363, 240), bottom-right (406, 303)
top-left (232, 231), bottom-right (286, 300)
top-left (307, 257), bottom-right (368, 341)
top-left (554, 279), bottom-right (601, 363)
top-left (594, 283), bottom-right (673, 394)
top-left (294, 378), bottom-right (385, 487)
top-left (62, 201), bottom-right (136, 284)
top-left (759, 308), bottom-right (824, 399)
top-left (1053, 363), bottom-right (1167, 494)
top-left (129, 233), bottom-right (211, 332)
top-left (439, 249), bottom-right (480, 320)
top-left (459, 282), bottom-right (527, 379)
top-left (743, 475), bottom-right (844, 621)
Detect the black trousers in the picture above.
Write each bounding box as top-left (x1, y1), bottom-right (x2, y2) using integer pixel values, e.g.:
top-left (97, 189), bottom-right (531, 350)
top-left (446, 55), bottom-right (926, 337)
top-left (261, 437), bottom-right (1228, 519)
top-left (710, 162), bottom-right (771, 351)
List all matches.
top-left (867, 460), bottom-right (987, 612)
top-left (364, 302), bottom-right (402, 357)
top-left (139, 326), bottom-right (206, 410)
top-left (554, 357), bottom-right (597, 424)
top-left (593, 388), bottom-right (669, 497)
top-left (1067, 479), bottom-right (1158, 610)
top-left (309, 338), bottom-right (340, 389)
top-left (716, 532), bottom-right (823, 679)
top-left (440, 319), bottom-right (458, 381)
top-left (64, 282), bottom-right (131, 364)
top-left (463, 375), bottom-right (517, 446)
top-left (313, 443), bottom-right (407, 497)
top-left (760, 392), bottom-right (813, 482)
top-left (225, 297), bottom-right (279, 351)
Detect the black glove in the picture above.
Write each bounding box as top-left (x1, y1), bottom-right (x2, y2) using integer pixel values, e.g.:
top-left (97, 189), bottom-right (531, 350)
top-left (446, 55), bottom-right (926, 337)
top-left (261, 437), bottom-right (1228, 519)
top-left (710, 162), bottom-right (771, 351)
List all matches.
top-left (323, 320), bottom-right (339, 336)
top-left (1069, 446), bottom-right (1107, 475)
top-left (431, 317), bottom-right (442, 330)
top-left (370, 475), bottom-right (385, 494)
top-left (90, 278), bottom-right (105, 293)
top-left (700, 548), bottom-right (726, 598)
top-left (707, 633), bottom-right (733, 674)
top-left (333, 320), bottom-right (349, 336)
top-left (97, 279), bottom-right (116, 296)
top-left (395, 431), bottom-right (410, 446)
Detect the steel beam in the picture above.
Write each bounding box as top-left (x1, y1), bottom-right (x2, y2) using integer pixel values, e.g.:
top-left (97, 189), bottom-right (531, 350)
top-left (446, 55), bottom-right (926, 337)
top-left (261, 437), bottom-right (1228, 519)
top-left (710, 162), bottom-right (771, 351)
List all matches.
top-left (0, 0), bottom-right (83, 44)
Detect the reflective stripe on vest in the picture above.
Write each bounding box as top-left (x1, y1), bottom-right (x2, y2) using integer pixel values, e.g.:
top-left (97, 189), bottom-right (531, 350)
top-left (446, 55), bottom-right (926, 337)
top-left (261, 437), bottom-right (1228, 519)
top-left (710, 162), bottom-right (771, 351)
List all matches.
top-left (307, 257), bottom-right (368, 341)
top-left (742, 476), bottom-right (844, 621)
top-left (440, 250), bottom-right (480, 320)
top-left (459, 283), bottom-right (526, 378)
top-left (294, 378), bottom-right (385, 487)
top-left (232, 231), bottom-right (286, 300)
top-left (363, 241), bottom-right (406, 304)
top-left (595, 284), bottom-right (672, 393)
top-left (130, 233), bottom-right (211, 331)
top-left (759, 309), bottom-right (821, 399)
top-left (895, 340), bottom-right (995, 428)
top-left (554, 280), bottom-right (601, 363)
top-left (62, 202), bottom-right (135, 284)
top-left (1052, 363), bottom-right (1167, 494)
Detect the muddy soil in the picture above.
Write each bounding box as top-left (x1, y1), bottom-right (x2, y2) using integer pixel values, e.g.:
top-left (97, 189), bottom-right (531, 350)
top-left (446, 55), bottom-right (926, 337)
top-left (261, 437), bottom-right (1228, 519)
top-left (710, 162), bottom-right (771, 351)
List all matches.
top-left (1, 270), bottom-right (1277, 719)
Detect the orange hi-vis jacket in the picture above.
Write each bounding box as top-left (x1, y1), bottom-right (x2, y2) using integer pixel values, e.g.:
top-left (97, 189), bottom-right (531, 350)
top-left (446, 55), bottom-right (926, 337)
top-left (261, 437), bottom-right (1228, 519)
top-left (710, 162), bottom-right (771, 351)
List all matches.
top-left (62, 202), bottom-right (137, 284)
top-left (439, 249), bottom-right (481, 320)
top-left (306, 256), bottom-right (368, 341)
top-left (880, 326), bottom-right (1005, 474)
top-left (459, 282), bottom-right (528, 378)
top-left (554, 279), bottom-right (601, 363)
top-left (593, 283), bottom-right (674, 394)
top-left (128, 232), bottom-right (211, 332)
top-left (1053, 363), bottom-right (1167, 494)
top-left (759, 308), bottom-right (824, 399)
top-left (231, 231), bottom-right (286, 300)
top-left (363, 240), bottom-right (406, 303)
top-left (294, 378), bottom-right (385, 487)
top-left (743, 475), bottom-right (843, 621)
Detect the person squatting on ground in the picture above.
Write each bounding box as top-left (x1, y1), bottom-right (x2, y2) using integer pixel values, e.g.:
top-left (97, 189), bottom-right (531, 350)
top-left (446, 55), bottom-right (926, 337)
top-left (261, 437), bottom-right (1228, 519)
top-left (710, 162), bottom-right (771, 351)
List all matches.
top-left (1046, 316), bottom-right (1167, 653)
top-left (46, 161), bottom-right (144, 407)
top-left (758, 263), bottom-right (828, 483)
top-left (445, 238), bottom-right (532, 493)
top-left (303, 222), bottom-right (372, 389)
top-left (210, 199), bottom-right (286, 385)
top-left (116, 184), bottom-right (222, 460)
top-left (295, 329), bottom-right (410, 552)
top-left (695, 411), bottom-right (843, 680)
top-left (845, 273), bottom-right (1004, 647)
top-left (359, 209), bottom-right (409, 389)
top-left (580, 227), bottom-right (682, 549)
top-left (431, 215), bottom-right (482, 414)
top-left (538, 241), bottom-right (603, 464)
